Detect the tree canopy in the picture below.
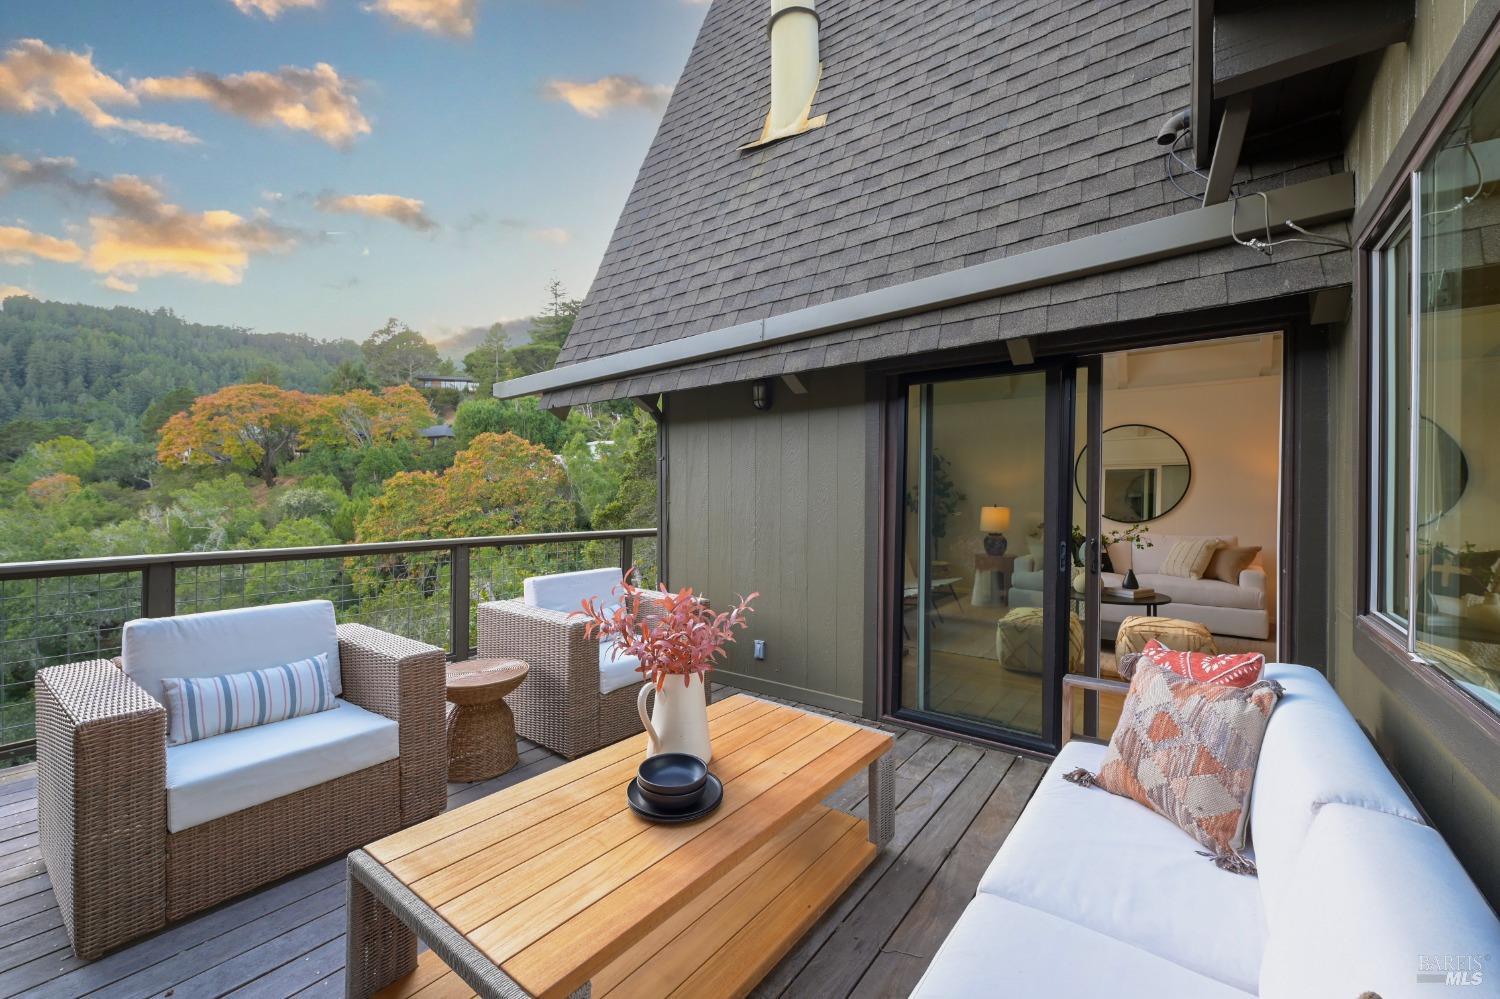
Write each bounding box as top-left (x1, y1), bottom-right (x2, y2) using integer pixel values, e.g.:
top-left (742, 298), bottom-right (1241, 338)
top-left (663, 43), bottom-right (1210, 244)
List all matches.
top-left (362, 319), bottom-right (440, 386)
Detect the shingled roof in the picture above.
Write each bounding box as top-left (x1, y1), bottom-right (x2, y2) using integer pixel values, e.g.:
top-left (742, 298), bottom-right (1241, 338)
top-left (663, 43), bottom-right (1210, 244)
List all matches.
top-left (540, 0), bottom-right (1349, 405)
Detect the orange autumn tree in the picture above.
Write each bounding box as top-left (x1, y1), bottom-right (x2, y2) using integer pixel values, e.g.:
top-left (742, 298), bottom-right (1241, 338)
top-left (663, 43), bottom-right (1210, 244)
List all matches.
top-left (308, 385), bottom-right (435, 449)
top-left (158, 384), bottom-right (315, 486)
top-left (355, 431), bottom-right (575, 542)
top-left (26, 473), bottom-right (82, 505)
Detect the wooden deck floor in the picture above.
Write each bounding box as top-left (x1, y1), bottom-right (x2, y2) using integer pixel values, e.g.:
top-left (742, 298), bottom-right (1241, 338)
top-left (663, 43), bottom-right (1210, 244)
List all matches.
top-left (0, 689), bottom-right (1045, 998)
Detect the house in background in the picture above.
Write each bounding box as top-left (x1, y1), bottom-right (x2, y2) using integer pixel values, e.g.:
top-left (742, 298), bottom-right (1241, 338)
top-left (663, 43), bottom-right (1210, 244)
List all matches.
top-left (499, 0), bottom-right (1500, 905)
top-left (419, 423), bottom-right (455, 445)
top-left (413, 373), bottom-right (477, 392)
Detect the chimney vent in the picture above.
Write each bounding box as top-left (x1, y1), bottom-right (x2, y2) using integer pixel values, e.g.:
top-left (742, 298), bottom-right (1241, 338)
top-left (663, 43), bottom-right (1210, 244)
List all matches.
top-left (743, 0), bottom-right (827, 150)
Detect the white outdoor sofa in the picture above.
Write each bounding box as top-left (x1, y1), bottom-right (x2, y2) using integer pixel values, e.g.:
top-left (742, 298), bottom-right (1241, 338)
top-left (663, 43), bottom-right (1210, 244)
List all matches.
top-left (1010, 533), bottom-right (1271, 640)
top-left (911, 663), bottom-right (1500, 998)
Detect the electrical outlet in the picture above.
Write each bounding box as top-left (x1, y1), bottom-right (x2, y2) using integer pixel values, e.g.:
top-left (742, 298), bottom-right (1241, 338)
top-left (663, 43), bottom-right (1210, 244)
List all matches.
top-left (753, 639), bottom-right (766, 660)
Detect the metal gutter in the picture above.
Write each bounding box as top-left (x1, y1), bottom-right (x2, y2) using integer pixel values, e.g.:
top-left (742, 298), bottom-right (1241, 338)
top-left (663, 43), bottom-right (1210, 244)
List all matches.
top-left (497, 171), bottom-right (1354, 399)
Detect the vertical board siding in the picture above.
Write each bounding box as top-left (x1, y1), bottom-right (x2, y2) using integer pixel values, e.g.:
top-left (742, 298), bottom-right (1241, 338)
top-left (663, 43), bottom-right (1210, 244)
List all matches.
top-left (1334, 0), bottom-right (1500, 906)
top-left (667, 371), bottom-right (870, 713)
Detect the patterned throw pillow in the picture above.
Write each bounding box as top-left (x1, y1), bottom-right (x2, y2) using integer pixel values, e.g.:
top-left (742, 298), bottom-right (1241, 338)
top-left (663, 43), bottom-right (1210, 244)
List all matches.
top-left (1158, 538), bottom-right (1221, 579)
top-left (1065, 659), bottom-right (1283, 873)
top-left (1120, 638), bottom-right (1266, 687)
top-left (161, 652), bottom-right (338, 746)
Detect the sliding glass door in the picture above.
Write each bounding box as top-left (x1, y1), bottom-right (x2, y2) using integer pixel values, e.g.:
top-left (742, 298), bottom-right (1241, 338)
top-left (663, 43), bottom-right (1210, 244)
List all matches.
top-left (895, 363), bottom-right (1097, 751)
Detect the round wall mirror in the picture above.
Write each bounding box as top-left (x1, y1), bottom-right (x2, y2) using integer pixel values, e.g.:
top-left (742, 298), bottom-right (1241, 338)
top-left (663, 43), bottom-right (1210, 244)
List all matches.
top-left (1075, 424), bottom-right (1192, 523)
top-left (1421, 416), bottom-right (1469, 524)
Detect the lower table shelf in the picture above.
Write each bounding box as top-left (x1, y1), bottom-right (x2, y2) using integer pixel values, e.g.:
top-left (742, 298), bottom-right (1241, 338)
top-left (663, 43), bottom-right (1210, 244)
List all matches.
top-left (375, 804), bottom-right (875, 999)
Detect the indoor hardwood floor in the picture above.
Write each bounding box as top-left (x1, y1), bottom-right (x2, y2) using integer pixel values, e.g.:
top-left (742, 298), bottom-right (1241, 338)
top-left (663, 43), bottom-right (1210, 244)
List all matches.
top-left (0, 687), bottom-right (1047, 999)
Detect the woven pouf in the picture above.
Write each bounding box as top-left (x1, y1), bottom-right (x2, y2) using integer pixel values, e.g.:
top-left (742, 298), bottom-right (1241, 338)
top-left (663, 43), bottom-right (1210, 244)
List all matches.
top-left (446, 659), bottom-right (529, 782)
top-left (1115, 615), bottom-right (1218, 657)
top-left (995, 608), bottom-right (1085, 675)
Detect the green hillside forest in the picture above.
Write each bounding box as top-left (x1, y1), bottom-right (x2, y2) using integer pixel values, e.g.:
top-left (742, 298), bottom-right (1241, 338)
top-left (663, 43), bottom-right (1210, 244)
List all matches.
top-left (0, 286), bottom-right (656, 753)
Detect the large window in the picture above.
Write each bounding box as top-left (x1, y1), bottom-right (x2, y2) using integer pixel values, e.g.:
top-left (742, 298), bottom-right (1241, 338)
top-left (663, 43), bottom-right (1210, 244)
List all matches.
top-left (1372, 60), bottom-right (1500, 716)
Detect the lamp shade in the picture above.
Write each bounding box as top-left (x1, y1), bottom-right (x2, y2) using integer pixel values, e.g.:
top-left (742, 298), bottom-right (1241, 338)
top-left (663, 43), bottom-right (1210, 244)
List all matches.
top-left (980, 506), bottom-right (1011, 532)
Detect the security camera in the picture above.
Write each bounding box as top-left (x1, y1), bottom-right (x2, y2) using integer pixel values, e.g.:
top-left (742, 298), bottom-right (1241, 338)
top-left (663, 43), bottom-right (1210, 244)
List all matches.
top-left (1156, 109), bottom-right (1191, 147)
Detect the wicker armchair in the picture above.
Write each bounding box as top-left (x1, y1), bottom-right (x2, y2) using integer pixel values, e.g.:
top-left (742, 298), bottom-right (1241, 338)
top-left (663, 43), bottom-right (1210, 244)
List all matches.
top-left (477, 568), bottom-right (665, 758)
top-left (36, 615), bottom-right (446, 960)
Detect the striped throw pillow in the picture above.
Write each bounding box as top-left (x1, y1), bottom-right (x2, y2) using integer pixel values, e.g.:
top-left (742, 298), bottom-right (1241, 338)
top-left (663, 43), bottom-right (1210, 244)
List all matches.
top-left (1158, 538), bottom-right (1221, 579)
top-left (161, 653), bottom-right (338, 746)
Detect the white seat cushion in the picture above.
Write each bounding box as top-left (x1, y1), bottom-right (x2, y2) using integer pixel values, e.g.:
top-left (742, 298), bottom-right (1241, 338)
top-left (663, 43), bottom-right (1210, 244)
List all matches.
top-left (977, 741), bottom-right (1266, 994)
top-left (123, 599), bottom-right (342, 705)
top-left (600, 640), bottom-right (642, 694)
top-left (1136, 573), bottom-right (1266, 610)
top-left (524, 568), bottom-right (623, 614)
top-left (1250, 663), bottom-right (1425, 925)
top-left (165, 698), bottom-right (398, 833)
top-left (1259, 802), bottom-right (1500, 998)
top-left (911, 893), bottom-right (1254, 999)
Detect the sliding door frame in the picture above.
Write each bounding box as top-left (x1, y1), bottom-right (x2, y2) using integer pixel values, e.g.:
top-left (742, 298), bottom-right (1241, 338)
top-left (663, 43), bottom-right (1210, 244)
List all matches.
top-left (880, 358), bottom-right (1086, 755)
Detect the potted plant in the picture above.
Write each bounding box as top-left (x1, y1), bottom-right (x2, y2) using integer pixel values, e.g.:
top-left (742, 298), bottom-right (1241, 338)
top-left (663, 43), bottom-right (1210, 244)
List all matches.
top-left (579, 571), bottom-right (756, 763)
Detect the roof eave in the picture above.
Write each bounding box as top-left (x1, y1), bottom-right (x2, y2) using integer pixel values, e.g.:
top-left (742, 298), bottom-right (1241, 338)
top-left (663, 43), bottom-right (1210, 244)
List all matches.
top-left (498, 171), bottom-right (1354, 402)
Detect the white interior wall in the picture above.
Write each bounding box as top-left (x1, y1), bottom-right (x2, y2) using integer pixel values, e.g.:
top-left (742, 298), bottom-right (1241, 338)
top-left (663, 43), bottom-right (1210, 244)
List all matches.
top-left (1095, 373), bottom-right (1283, 603)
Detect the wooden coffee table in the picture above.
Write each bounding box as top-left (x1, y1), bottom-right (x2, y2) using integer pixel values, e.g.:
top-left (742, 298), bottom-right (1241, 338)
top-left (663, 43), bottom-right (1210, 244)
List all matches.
top-left (446, 659), bottom-right (529, 782)
top-left (345, 694), bottom-right (894, 999)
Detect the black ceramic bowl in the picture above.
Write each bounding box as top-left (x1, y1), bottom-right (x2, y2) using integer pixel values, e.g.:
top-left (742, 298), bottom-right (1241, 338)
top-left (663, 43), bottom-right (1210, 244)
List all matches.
top-left (637, 753), bottom-right (708, 796)
top-left (637, 782), bottom-right (704, 813)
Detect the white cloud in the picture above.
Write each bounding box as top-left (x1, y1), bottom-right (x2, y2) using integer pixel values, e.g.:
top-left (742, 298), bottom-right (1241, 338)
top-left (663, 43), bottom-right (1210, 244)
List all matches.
top-left (133, 63), bottom-right (369, 148)
top-left (229, 0), bottom-right (321, 19)
top-left (0, 154), bottom-right (296, 285)
top-left (0, 224), bottom-right (85, 264)
top-left (528, 227), bottom-right (570, 245)
top-left (101, 274), bottom-right (138, 293)
top-left (0, 284), bottom-right (34, 301)
top-left (0, 39), bottom-right (197, 143)
top-left (366, 0), bottom-right (478, 37)
top-left (543, 76), bottom-right (672, 118)
top-left (316, 192), bottom-right (436, 230)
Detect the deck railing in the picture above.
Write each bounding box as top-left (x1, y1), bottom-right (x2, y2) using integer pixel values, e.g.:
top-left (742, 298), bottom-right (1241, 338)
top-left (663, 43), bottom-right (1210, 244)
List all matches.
top-left (0, 527), bottom-right (657, 762)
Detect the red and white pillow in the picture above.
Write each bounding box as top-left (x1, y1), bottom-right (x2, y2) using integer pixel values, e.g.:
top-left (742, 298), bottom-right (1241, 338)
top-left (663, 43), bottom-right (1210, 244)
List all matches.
top-left (1120, 638), bottom-right (1265, 688)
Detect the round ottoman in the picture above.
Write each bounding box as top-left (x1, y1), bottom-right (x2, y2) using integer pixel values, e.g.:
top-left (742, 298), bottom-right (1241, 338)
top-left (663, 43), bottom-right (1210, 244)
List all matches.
top-left (1115, 615), bottom-right (1218, 657)
top-left (446, 659), bottom-right (529, 782)
top-left (996, 608), bottom-right (1085, 675)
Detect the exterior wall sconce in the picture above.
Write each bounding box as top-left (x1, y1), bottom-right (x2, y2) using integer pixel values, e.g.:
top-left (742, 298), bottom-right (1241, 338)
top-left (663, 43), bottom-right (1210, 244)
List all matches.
top-left (752, 379), bottom-right (774, 411)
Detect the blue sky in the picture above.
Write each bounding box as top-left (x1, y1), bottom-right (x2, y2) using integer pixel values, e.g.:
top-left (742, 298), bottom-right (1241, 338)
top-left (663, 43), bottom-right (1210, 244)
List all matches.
top-left (0, 0), bottom-right (707, 345)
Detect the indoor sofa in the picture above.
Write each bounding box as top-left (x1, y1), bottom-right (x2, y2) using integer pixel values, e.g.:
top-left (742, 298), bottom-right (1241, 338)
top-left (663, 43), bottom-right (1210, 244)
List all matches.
top-left (911, 662), bottom-right (1500, 997)
top-left (35, 599), bottom-right (447, 959)
top-left (1010, 533), bottom-right (1272, 640)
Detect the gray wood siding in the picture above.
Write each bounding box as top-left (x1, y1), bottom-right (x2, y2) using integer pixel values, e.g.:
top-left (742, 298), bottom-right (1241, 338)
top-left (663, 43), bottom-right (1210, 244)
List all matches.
top-left (666, 371), bottom-right (872, 714)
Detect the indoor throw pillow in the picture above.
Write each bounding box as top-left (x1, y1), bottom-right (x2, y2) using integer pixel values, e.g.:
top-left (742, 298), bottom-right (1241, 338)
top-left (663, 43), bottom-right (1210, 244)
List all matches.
top-left (161, 652), bottom-right (338, 746)
top-left (1118, 638), bottom-right (1267, 687)
top-left (1064, 659), bottom-right (1283, 874)
top-left (1158, 537), bottom-right (1221, 579)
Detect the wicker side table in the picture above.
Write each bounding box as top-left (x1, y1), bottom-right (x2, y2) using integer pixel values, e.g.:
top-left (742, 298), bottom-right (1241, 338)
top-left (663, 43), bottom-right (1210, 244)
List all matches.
top-left (445, 659), bottom-right (528, 783)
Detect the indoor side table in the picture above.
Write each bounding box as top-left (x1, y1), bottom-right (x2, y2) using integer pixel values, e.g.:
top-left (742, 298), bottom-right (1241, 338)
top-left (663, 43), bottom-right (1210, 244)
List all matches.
top-left (345, 693), bottom-right (894, 999)
top-left (445, 659), bottom-right (529, 783)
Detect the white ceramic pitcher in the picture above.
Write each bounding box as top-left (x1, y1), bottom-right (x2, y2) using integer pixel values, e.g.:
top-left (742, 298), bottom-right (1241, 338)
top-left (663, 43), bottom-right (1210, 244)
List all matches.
top-left (637, 673), bottom-right (712, 763)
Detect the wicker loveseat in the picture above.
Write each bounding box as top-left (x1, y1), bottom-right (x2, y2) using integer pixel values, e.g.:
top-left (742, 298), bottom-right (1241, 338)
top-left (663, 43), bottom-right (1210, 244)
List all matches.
top-left (478, 567), bottom-right (658, 758)
top-left (35, 599), bottom-right (447, 959)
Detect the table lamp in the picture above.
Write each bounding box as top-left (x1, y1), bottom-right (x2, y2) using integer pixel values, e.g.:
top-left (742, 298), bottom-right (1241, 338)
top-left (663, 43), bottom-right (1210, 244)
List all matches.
top-left (981, 506), bottom-right (1011, 555)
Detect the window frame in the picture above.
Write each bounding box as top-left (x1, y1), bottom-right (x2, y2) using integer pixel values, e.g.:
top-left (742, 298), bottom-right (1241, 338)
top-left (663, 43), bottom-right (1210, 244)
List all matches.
top-left (1364, 153), bottom-right (1500, 718)
top-left (1368, 207), bottom-right (1415, 634)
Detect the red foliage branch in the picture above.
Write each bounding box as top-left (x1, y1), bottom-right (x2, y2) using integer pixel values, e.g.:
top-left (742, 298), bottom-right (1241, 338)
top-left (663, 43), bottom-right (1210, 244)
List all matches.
top-left (577, 569), bottom-right (757, 690)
